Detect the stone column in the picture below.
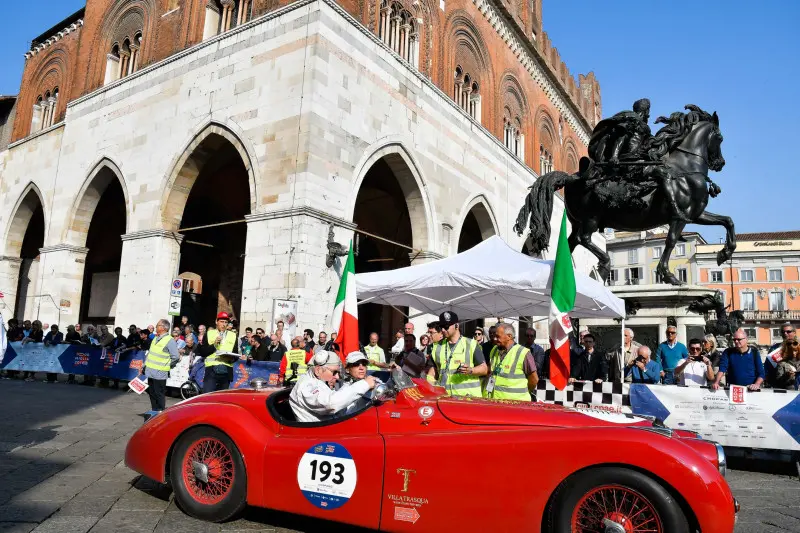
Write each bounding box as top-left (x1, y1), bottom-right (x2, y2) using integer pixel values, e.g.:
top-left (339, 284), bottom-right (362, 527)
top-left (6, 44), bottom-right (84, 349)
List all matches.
top-left (657, 321), bottom-right (668, 345)
top-left (36, 245), bottom-right (89, 327)
top-left (0, 256), bottom-right (22, 321)
top-left (115, 230), bottom-right (183, 328)
top-left (675, 317), bottom-right (690, 346)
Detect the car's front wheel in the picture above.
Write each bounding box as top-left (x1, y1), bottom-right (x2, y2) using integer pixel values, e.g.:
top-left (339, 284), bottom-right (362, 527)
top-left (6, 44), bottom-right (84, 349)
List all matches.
top-left (550, 467), bottom-right (689, 533)
top-left (170, 427), bottom-right (247, 522)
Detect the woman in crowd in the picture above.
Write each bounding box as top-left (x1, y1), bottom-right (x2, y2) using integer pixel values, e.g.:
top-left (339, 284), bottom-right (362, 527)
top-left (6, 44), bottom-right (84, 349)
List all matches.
top-left (702, 334), bottom-right (720, 369)
top-left (775, 338), bottom-right (800, 390)
top-left (419, 334), bottom-right (432, 356)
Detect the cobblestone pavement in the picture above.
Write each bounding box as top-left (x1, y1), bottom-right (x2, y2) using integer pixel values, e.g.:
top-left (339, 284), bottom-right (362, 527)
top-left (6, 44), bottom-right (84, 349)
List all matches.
top-left (0, 379), bottom-right (797, 532)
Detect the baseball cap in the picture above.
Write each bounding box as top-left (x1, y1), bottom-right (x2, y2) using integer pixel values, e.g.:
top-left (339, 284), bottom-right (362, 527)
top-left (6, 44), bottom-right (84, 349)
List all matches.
top-left (312, 350), bottom-right (341, 367)
top-left (345, 351), bottom-right (369, 366)
top-left (216, 312), bottom-right (230, 320)
top-left (438, 311), bottom-right (459, 328)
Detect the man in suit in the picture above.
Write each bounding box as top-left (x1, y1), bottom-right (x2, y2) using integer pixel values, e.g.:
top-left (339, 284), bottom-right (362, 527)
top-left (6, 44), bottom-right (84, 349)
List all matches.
top-left (569, 333), bottom-right (608, 384)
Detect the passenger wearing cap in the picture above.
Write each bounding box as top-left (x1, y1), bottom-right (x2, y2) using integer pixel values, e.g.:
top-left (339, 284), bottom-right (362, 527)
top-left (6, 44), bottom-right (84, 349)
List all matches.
top-left (342, 351), bottom-right (371, 385)
top-left (197, 312), bottom-right (239, 393)
top-left (289, 351), bottom-right (378, 423)
top-left (427, 311), bottom-right (488, 397)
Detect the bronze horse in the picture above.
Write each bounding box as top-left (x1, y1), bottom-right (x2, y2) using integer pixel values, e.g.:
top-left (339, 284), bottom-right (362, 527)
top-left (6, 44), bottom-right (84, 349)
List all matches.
top-left (515, 105), bottom-right (735, 285)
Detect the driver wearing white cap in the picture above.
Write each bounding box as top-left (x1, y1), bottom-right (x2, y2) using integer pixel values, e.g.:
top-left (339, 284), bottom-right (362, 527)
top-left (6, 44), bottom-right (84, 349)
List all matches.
top-left (289, 350), bottom-right (377, 423)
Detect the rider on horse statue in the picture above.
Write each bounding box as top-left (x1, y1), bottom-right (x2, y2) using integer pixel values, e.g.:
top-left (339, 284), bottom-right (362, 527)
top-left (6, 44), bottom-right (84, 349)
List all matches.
top-left (586, 98), bottom-right (687, 222)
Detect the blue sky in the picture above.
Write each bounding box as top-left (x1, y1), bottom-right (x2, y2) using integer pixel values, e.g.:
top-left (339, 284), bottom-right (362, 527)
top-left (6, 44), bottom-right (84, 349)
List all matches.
top-left (1, 1), bottom-right (797, 242)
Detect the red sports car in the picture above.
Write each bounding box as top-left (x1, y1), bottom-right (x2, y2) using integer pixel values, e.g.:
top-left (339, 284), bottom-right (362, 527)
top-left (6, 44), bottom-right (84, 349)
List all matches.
top-left (125, 371), bottom-right (737, 532)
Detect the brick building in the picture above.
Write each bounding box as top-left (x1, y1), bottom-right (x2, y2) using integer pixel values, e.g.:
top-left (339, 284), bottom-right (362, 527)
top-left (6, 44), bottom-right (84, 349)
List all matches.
top-left (697, 231), bottom-right (800, 347)
top-left (0, 0), bottom-right (603, 339)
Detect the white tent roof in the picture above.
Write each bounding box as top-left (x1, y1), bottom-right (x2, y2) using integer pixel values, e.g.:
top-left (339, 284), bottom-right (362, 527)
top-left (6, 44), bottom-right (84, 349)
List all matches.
top-left (355, 236), bottom-right (625, 320)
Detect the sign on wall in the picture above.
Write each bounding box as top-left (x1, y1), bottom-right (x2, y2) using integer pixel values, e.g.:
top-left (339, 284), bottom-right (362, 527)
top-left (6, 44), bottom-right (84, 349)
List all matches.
top-left (273, 299), bottom-right (298, 345)
top-left (168, 278), bottom-right (183, 317)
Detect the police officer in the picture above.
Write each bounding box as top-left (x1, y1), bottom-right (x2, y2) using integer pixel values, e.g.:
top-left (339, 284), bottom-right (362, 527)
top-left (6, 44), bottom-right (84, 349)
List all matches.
top-left (289, 351), bottom-right (377, 422)
top-left (364, 332), bottom-right (388, 370)
top-left (426, 311), bottom-right (487, 397)
top-left (483, 322), bottom-right (538, 401)
top-left (280, 338), bottom-right (309, 384)
top-left (199, 312), bottom-right (238, 393)
top-left (141, 319), bottom-right (180, 417)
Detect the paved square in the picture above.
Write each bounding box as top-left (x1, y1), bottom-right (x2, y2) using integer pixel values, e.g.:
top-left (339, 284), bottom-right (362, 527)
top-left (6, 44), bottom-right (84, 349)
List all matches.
top-left (0, 379), bottom-right (796, 532)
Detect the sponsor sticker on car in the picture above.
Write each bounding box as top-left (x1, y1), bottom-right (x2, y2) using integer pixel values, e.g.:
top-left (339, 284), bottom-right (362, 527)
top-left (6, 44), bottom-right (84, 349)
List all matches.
top-left (297, 442), bottom-right (357, 510)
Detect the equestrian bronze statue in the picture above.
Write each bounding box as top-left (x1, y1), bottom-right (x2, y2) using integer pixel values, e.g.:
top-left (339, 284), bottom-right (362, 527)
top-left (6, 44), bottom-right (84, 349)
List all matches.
top-left (515, 100), bottom-right (735, 286)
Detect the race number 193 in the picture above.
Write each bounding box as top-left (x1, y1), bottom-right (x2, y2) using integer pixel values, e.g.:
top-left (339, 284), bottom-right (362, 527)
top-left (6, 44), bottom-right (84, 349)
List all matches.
top-left (297, 442), bottom-right (357, 510)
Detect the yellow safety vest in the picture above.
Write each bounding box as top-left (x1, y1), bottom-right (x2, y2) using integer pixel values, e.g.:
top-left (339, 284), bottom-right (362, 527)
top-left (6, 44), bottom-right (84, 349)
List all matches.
top-left (484, 344), bottom-right (531, 401)
top-left (364, 345), bottom-right (385, 370)
top-left (432, 337), bottom-right (482, 397)
top-left (284, 349), bottom-right (308, 376)
top-left (145, 335), bottom-right (173, 373)
top-left (204, 329), bottom-right (237, 368)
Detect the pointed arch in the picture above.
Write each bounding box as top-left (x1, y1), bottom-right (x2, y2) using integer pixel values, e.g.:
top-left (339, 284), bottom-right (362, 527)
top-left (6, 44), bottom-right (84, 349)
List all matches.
top-left (63, 157), bottom-right (131, 246)
top-left (349, 137), bottom-right (435, 253)
top-left (455, 194), bottom-right (498, 254)
top-left (4, 183), bottom-right (47, 257)
top-left (159, 120), bottom-right (259, 231)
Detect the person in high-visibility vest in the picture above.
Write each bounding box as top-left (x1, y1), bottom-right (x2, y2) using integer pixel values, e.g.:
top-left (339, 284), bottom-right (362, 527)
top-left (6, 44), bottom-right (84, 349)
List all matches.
top-left (199, 312), bottom-right (238, 393)
top-left (141, 318), bottom-right (180, 417)
top-left (426, 311), bottom-right (488, 397)
top-left (483, 323), bottom-right (539, 401)
top-left (280, 338), bottom-right (311, 384)
top-left (363, 332), bottom-right (388, 370)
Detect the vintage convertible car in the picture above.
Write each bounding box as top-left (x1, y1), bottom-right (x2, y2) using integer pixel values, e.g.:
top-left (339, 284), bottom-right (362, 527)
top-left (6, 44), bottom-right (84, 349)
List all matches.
top-left (125, 371), bottom-right (738, 532)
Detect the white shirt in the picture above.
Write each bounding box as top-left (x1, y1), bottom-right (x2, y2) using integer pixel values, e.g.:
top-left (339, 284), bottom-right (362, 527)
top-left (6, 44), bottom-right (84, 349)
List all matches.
top-left (676, 358), bottom-right (710, 386)
top-left (289, 371), bottom-right (371, 422)
top-left (391, 337), bottom-right (405, 354)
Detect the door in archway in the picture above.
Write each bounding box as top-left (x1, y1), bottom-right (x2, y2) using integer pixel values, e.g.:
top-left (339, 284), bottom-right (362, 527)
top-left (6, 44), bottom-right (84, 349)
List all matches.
top-left (79, 174), bottom-right (126, 325)
top-left (13, 197), bottom-right (45, 321)
top-left (176, 136), bottom-right (250, 328)
top-left (353, 157), bottom-right (419, 349)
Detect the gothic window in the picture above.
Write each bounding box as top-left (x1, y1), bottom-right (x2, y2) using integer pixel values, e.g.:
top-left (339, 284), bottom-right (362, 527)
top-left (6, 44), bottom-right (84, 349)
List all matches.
top-left (453, 66), bottom-right (481, 122)
top-left (30, 88), bottom-right (59, 133)
top-left (539, 144), bottom-right (553, 174)
top-left (104, 29), bottom-right (143, 85)
top-left (204, 0), bottom-right (253, 40)
top-left (504, 114), bottom-right (524, 159)
top-left (379, 1), bottom-right (419, 67)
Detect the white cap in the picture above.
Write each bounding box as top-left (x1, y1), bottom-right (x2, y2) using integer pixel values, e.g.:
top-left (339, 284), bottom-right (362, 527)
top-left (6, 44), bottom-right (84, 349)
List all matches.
top-left (311, 350), bottom-right (341, 367)
top-left (345, 351), bottom-right (369, 366)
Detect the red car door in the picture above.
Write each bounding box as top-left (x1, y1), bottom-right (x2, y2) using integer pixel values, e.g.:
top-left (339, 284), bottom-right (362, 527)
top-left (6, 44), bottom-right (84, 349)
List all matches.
top-left (262, 406), bottom-right (385, 529)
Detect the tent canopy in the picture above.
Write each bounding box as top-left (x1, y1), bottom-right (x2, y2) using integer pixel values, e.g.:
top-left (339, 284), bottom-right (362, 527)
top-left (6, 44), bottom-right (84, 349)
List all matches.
top-left (355, 236), bottom-right (625, 320)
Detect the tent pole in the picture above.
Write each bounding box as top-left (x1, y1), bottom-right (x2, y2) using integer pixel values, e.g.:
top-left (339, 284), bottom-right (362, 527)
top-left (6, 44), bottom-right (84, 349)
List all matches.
top-left (620, 318), bottom-right (625, 383)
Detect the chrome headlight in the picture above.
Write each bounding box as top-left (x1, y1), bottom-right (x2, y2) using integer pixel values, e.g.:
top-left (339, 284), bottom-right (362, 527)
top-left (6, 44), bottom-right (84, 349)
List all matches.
top-left (714, 442), bottom-right (727, 477)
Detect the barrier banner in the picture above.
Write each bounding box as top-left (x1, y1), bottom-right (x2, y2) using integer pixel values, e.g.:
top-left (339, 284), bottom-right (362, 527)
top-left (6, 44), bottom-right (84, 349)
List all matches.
top-left (630, 384), bottom-right (800, 451)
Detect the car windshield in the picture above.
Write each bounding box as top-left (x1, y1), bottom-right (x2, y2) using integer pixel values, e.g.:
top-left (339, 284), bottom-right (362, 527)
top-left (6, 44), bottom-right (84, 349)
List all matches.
top-left (388, 367), bottom-right (416, 392)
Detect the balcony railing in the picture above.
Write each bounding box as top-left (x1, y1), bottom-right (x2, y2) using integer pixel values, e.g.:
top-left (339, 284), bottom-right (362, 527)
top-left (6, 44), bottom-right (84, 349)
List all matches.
top-left (707, 310), bottom-right (800, 322)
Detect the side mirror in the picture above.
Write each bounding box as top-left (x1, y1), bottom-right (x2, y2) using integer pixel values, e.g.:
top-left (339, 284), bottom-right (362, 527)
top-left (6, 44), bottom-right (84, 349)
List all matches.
top-left (372, 383), bottom-right (390, 403)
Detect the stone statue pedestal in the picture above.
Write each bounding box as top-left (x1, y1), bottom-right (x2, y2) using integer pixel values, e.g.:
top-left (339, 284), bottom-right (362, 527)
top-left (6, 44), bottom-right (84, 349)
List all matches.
top-left (582, 284), bottom-right (711, 352)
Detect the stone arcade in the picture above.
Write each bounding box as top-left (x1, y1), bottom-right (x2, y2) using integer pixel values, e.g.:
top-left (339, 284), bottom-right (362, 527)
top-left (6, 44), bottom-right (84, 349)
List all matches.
top-left (0, 0), bottom-right (603, 336)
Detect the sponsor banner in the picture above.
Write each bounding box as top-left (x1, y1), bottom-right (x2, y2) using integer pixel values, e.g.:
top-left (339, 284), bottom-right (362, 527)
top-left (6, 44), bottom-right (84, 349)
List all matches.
top-left (536, 379), bottom-right (800, 451)
top-left (630, 384), bottom-right (800, 451)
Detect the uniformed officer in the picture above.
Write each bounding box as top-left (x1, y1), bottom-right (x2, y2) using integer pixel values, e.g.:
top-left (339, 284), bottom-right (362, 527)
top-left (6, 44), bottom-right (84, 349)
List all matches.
top-left (426, 311), bottom-right (488, 397)
top-left (363, 332), bottom-right (388, 370)
top-left (289, 351), bottom-right (377, 422)
top-left (141, 319), bottom-right (180, 417)
top-left (483, 322), bottom-right (539, 401)
top-left (199, 312), bottom-right (238, 393)
top-left (280, 338), bottom-right (309, 384)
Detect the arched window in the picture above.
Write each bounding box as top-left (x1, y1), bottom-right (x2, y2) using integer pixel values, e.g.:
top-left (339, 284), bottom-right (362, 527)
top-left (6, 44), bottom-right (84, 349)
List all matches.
top-left (104, 28), bottom-right (143, 85)
top-left (539, 144), bottom-right (553, 175)
top-left (204, 0), bottom-right (252, 40)
top-left (453, 66), bottom-right (481, 121)
top-left (30, 95), bottom-right (44, 133)
top-left (379, 1), bottom-right (419, 67)
top-left (503, 116), bottom-right (524, 159)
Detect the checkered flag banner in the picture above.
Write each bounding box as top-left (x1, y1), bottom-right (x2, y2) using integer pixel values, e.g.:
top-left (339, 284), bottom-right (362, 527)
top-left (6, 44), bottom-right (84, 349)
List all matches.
top-left (536, 379), bottom-right (631, 413)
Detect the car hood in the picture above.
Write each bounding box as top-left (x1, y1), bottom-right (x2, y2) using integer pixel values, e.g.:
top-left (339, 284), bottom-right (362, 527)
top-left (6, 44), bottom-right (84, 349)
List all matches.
top-left (436, 396), bottom-right (653, 429)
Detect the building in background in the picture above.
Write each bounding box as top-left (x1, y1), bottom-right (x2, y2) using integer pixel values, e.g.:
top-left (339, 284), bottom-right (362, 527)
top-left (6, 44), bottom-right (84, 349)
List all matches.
top-left (0, 0), bottom-right (603, 341)
top-left (697, 231), bottom-right (800, 347)
top-left (605, 228), bottom-right (706, 286)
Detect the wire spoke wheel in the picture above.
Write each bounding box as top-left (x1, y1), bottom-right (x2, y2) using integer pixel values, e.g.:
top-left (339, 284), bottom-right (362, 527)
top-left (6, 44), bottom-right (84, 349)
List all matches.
top-left (182, 437), bottom-right (235, 505)
top-left (571, 484), bottom-right (663, 533)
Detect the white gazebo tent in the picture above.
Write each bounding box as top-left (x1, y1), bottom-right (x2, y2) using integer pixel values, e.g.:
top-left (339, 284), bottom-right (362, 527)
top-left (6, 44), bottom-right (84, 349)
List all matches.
top-left (355, 235), bottom-right (625, 321)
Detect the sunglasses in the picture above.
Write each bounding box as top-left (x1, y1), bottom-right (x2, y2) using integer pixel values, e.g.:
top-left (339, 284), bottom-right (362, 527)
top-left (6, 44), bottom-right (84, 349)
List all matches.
top-left (783, 330), bottom-right (795, 335)
top-left (733, 337), bottom-right (747, 341)
top-left (689, 347), bottom-right (702, 352)
top-left (667, 331), bottom-right (677, 335)
top-left (348, 362), bottom-right (368, 368)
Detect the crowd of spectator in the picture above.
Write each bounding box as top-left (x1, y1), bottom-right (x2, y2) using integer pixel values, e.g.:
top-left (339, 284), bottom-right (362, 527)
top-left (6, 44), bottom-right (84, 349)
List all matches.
top-left (3, 312), bottom-right (799, 392)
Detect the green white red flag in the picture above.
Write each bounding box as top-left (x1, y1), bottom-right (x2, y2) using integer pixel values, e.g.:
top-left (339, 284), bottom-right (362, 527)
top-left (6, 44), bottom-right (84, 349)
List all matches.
top-left (331, 241), bottom-right (359, 361)
top-left (548, 212), bottom-right (576, 390)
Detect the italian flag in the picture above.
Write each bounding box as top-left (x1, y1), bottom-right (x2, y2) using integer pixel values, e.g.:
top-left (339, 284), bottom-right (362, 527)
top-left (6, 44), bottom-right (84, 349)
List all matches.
top-left (548, 212), bottom-right (576, 390)
top-left (331, 241), bottom-right (359, 361)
